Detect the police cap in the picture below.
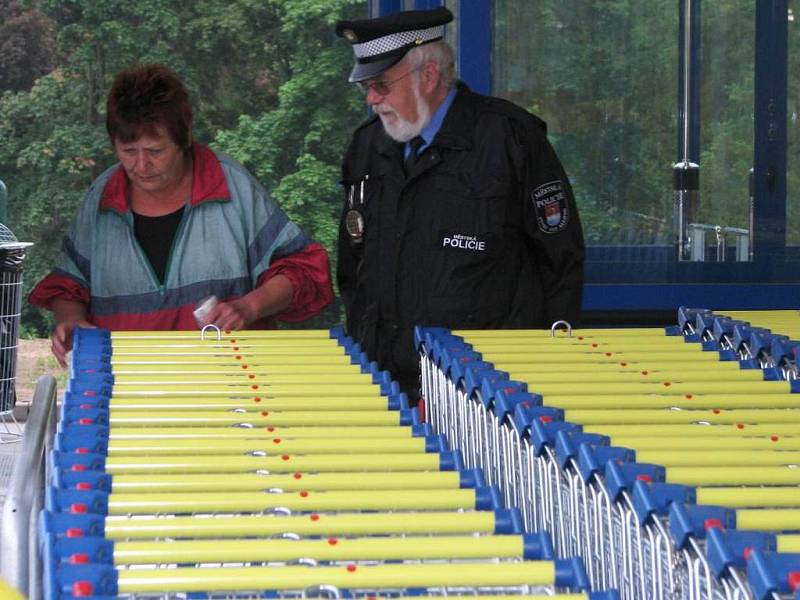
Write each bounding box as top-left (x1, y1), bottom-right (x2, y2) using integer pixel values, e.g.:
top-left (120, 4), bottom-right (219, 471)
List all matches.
top-left (336, 7), bottom-right (453, 83)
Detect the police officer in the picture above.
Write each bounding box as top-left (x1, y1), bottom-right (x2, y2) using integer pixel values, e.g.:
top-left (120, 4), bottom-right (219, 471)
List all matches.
top-left (336, 7), bottom-right (585, 403)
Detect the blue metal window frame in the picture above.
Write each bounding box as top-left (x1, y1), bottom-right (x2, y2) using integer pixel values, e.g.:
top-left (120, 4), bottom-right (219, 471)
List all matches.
top-left (454, 0), bottom-right (491, 95)
top-left (375, 0), bottom-right (799, 311)
top-left (753, 0), bottom-right (788, 266)
top-left (413, 0), bottom-right (442, 9)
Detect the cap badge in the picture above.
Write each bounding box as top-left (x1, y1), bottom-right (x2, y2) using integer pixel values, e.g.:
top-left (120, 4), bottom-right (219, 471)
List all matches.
top-left (343, 29), bottom-right (357, 42)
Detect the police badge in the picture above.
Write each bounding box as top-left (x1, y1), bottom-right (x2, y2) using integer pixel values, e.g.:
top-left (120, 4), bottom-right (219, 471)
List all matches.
top-left (531, 180), bottom-right (569, 233)
top-left (345, 208), bottom-right (365, 242)
top-left (345, 177), bottom-right (369, 244)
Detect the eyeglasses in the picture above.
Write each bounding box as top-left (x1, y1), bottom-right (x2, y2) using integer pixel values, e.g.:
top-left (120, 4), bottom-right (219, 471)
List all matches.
top-left (356, 67), bottom-right (421, 96)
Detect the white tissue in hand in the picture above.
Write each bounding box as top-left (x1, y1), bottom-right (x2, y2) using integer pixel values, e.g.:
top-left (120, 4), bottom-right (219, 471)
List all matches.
top-left (193, 295), bottom-right (219, 325)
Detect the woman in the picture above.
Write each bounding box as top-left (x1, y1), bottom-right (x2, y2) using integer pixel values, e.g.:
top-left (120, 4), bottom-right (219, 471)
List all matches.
top-left (29, 64), bottom-right (333, 366)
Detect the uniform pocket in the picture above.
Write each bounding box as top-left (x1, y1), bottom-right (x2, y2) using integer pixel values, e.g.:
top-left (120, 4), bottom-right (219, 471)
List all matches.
top-left (431, 175), bottom-right (511, 258)
top-left (423, 176), bottom-right (514, 324)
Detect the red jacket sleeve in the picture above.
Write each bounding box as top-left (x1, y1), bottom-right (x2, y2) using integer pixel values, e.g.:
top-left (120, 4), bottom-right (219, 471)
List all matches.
top-left (28, 273), bottom-right (90, 311)
top-left (258, 242), bottom-right (334, 323)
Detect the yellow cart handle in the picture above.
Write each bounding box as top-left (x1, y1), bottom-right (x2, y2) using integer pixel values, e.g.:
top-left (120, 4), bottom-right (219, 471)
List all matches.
top-left (113, 372), bottom-right (371, 384)
top-left (104, 510), bottom-right (500, 540)
top-left (614, 437), bottom-right (800, 451)
top-left (473, 339), bottom-right (688, 352)
top-left (113, 534), bottom-right (527, 566)
top-left (117, 561), bottom-right (559, 594)
top-left (111, 329), bottom-right (333, 340)
top-left (111, 471), bottom-right (463, 493)
top-left (587, 423), bottom-right (800, 437)
top-left (567, 408), bottom-right (800, 425)
top-left (531, 382), bottom-right (788, 398)
top-left (110, 384), bottom-right (380, 397)
top-left (110, 355), bottom-right (354, 366)
top-left (106, 453), bottom-right (443, 475)
top-left (481, 351), bottom-right (721, 365)
top-left (108, 410), bottom-right (403, 427)
top-left (510, 366), bottom-right (759, 383)
top-left (111, 338), bottom-right (337, 348)
top-left (697, 486), bottom-right (800, 508)
top-left (107, 488), bottom-right (485, 516)
top-left (640, 450), bottom-right (800, 467)
top-left (0, 579), bottom-right (24, 600)
top-left (110, 363), bottom-right (364, 374)
top-left (777, 535), bottom-right (800, 552)
top-left (109, 348), bottom-right (345, 357)
top-left (667, 466), bottom-right (800, 486)
top-left (457, 327), bottom-right (664, 337)
top-left (108, 426), bottom-right (416, 440)
top-left (106, 437), bottom-right (429, 456)
top-left (545, 393), bottom-right (798, 410)
top-left (735, 509), bottom-right (800, 531)
top-left (104, 396), bottom-right (388, 411)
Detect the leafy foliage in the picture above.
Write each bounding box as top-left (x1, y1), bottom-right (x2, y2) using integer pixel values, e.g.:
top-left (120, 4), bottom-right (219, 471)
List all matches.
top-left (0, 0), bottom-right (55, 91)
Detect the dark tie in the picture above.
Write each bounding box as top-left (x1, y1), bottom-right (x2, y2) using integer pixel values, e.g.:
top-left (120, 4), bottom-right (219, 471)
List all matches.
top-left (404, 136), bottom-right (425, 173)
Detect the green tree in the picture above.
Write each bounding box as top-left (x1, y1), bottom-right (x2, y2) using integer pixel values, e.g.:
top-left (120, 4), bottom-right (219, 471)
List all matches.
top-left (0, 0), bottom-right (55, 92)
top-left (0, 69), bottom-right (111, 334)
top-left (215, 0), bottom-right (366, 325)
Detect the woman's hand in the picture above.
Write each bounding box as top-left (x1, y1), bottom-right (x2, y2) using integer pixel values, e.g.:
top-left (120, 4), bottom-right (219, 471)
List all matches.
top-left (51, 298), bottom-right (94, 368)
top-left (197, 275), bottom-right (293, 331)
top-left (201, 298), bottom-right (258, 331)
top-left (52, 318), bottom-right (95, 368)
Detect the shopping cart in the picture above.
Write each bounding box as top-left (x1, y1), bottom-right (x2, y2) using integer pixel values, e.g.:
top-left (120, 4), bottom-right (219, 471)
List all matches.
top-left (419, 312), bottom-right (800, 600)
top-left (39, 326), bottom-right (604, 600)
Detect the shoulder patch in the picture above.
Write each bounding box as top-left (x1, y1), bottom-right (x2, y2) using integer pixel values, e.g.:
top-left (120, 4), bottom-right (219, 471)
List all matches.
top-left (531, 180), bottom-right (569, 233)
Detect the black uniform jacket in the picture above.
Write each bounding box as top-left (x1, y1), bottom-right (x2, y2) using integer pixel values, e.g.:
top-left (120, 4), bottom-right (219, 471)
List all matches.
top-left (338, 82), bottom-right (585, 391)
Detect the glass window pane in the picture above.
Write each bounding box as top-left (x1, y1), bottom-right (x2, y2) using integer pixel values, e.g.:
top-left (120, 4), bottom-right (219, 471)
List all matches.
top-left (493, 1), bottom-right (677, 247)
top-left (698, 1), bottom-right (754, 261)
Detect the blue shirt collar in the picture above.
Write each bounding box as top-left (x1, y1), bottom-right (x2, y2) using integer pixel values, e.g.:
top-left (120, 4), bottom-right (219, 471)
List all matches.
top-left (406, 86), bottom-right (458, 157)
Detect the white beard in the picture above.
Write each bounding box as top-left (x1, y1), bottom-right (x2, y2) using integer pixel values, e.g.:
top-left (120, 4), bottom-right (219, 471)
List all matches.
top-left (375, 77), bottom-right (432, 143)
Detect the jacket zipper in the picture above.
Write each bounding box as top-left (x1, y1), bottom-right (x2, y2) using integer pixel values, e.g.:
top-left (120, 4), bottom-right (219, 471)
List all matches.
top-left (160, 207), bottom-right (190, 293)
top-left (122, 211), bottom-right (163, 293)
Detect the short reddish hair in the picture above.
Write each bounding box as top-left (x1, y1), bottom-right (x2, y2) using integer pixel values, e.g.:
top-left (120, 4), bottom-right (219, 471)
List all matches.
top-left (105, 64), bottom-right (192, 152)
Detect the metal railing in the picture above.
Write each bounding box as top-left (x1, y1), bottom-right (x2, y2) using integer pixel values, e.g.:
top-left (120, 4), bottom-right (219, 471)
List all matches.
top-left (686, 224), bottom-right (750, 262)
